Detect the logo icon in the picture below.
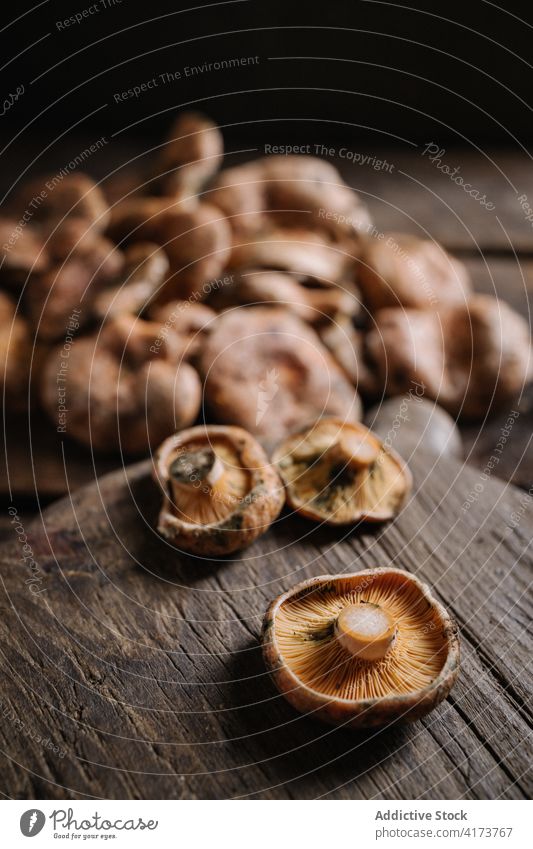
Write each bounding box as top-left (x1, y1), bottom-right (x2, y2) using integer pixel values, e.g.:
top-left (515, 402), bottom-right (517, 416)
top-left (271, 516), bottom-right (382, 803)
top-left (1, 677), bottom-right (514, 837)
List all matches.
top-left (256, 368), bottom-right (279, 425)
top-left (20, 810), bottom-right (46, 837)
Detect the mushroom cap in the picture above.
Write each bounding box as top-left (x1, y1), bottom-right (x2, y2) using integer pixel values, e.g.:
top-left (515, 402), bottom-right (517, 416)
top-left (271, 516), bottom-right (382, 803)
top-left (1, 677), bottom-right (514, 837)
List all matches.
top-left (209, 270), bottom-right (359, 325)
top-left (228, 228), bottom-right (353, 285)
top-left (209, 156), bottom-right (372, 240)
top-left (25, 235), bottom-right (123, 342)
top-left (93, 243), bottom-right (169, 321)
top-left (0, 218), bottom-right (49, 289)
top-left (198, 307), bottom-right (362, 452)
top-left (319, 317), bottom-right (381, 397)
top-left (158, 111), bottom-right (224, 195)
top-left (359, 233), bottom-right (471, 312)
top-left (46, 218), bottom-right (110, 263)
top-left (154, 425), bottom-right (285, 556)
top-left (106, 197), bottom-right (171, 244)
top-left (272, 417), bottom-right (412, 524)
top-left (260, 155), bottom-right (371, 237)
top-left (15, 173), bottom-right (110, 231)
top-left (365, 397), bottom-right (463, 461)
top-left (40, 315), bottom-right (202, 453)
top-left (0, 291), bottom-right (33, 410)
top-left (148, 299), bottom-right (215, 360)
top-left (366, 295), bottom-right (533, 418)
top-left (208, 162), bottom-right (267, 234)
top-left (262, 568), bottom-right (460, 728)
top-left (140, 202), bottom-right (232, 300)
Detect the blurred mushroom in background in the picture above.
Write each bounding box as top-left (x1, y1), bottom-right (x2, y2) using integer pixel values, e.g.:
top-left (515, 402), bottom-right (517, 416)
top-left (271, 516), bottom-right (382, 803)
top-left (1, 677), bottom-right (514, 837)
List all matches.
top-left (198, 306), bottom-right (362, 452)
top-left (366, 295), bottom-right (533, 418)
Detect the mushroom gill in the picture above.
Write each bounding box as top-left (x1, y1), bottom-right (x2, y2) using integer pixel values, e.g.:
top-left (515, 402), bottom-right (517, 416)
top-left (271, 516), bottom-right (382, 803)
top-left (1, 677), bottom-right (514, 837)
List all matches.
top-left (274, 572), bottom-right (448, 701)
top-left (274, 418), bottom-right (411, 523)
top-left (167, 438), bottom-right (250, 526)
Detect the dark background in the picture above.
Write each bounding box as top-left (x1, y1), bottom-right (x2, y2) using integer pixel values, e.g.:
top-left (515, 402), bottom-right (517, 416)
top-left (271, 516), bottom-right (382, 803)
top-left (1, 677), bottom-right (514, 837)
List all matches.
top-left (2, 0), bottom-right (533, 169)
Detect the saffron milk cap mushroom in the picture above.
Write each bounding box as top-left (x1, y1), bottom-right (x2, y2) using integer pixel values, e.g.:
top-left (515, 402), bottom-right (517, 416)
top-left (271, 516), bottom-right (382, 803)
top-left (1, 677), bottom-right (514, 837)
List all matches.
top-left (262, 568), bottom-right (460, 728)
top-left (158, 111), bottom-right (224, 196)
top-left (198, 308), bottom-right (362, 452)
top-left (366, 295), bottom-right (533, 418)
top-left (154, 425), bottom-right (285, 556)
top-left (358, 233), bottom-right (471, 312)
top-left (365, 396), bottom-right (463, 461)
top-left (40, 313), bottom-right (202, 453)
top-left (273, 417), bottom-right (412, 524)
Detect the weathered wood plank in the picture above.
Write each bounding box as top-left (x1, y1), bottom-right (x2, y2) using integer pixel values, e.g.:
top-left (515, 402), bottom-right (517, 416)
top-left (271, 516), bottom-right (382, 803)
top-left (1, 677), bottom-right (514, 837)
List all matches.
top-left (339, 149), bottom-right (533, 253)
top-left (0, 450), bottom-right (531, 799)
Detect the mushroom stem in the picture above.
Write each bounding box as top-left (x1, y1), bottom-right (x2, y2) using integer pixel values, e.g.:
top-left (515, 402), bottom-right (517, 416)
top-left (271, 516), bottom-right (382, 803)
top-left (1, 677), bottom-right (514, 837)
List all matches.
top-left (326, 432), bottom-right (379, 471)
top-left (335, 603), bottom-right (396, 661)
top-left (169, 447), bottom-right (226, 501)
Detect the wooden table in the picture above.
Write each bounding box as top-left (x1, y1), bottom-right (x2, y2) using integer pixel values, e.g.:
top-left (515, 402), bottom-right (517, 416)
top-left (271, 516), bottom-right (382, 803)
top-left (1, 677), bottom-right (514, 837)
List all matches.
top-left (0, 450), bottom-right (531, 799)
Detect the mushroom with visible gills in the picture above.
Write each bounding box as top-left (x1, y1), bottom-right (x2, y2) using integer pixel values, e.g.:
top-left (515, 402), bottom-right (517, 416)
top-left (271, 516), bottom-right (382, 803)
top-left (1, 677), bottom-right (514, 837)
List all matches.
top-left (262, 568), bottom-right (460, 728)
top-left (154, 425), bottom-right (285, 556)
top-left (273, 417), bottom-right (412, 524)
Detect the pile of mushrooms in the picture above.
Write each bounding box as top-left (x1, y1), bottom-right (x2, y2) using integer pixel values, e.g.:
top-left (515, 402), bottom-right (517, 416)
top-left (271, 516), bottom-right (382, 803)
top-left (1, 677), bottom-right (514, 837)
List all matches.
top-left (0, 112), bottom-right (479, 730)
top-left (2, 109), bottom-right (530, 451)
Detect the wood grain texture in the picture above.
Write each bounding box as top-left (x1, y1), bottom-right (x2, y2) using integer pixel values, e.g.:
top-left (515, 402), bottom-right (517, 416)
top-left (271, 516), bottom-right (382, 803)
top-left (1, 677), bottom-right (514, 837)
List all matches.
top-left (339, 149), bottom-right (533, 253)
top-left (0, 450), bottom-right (531, 799)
